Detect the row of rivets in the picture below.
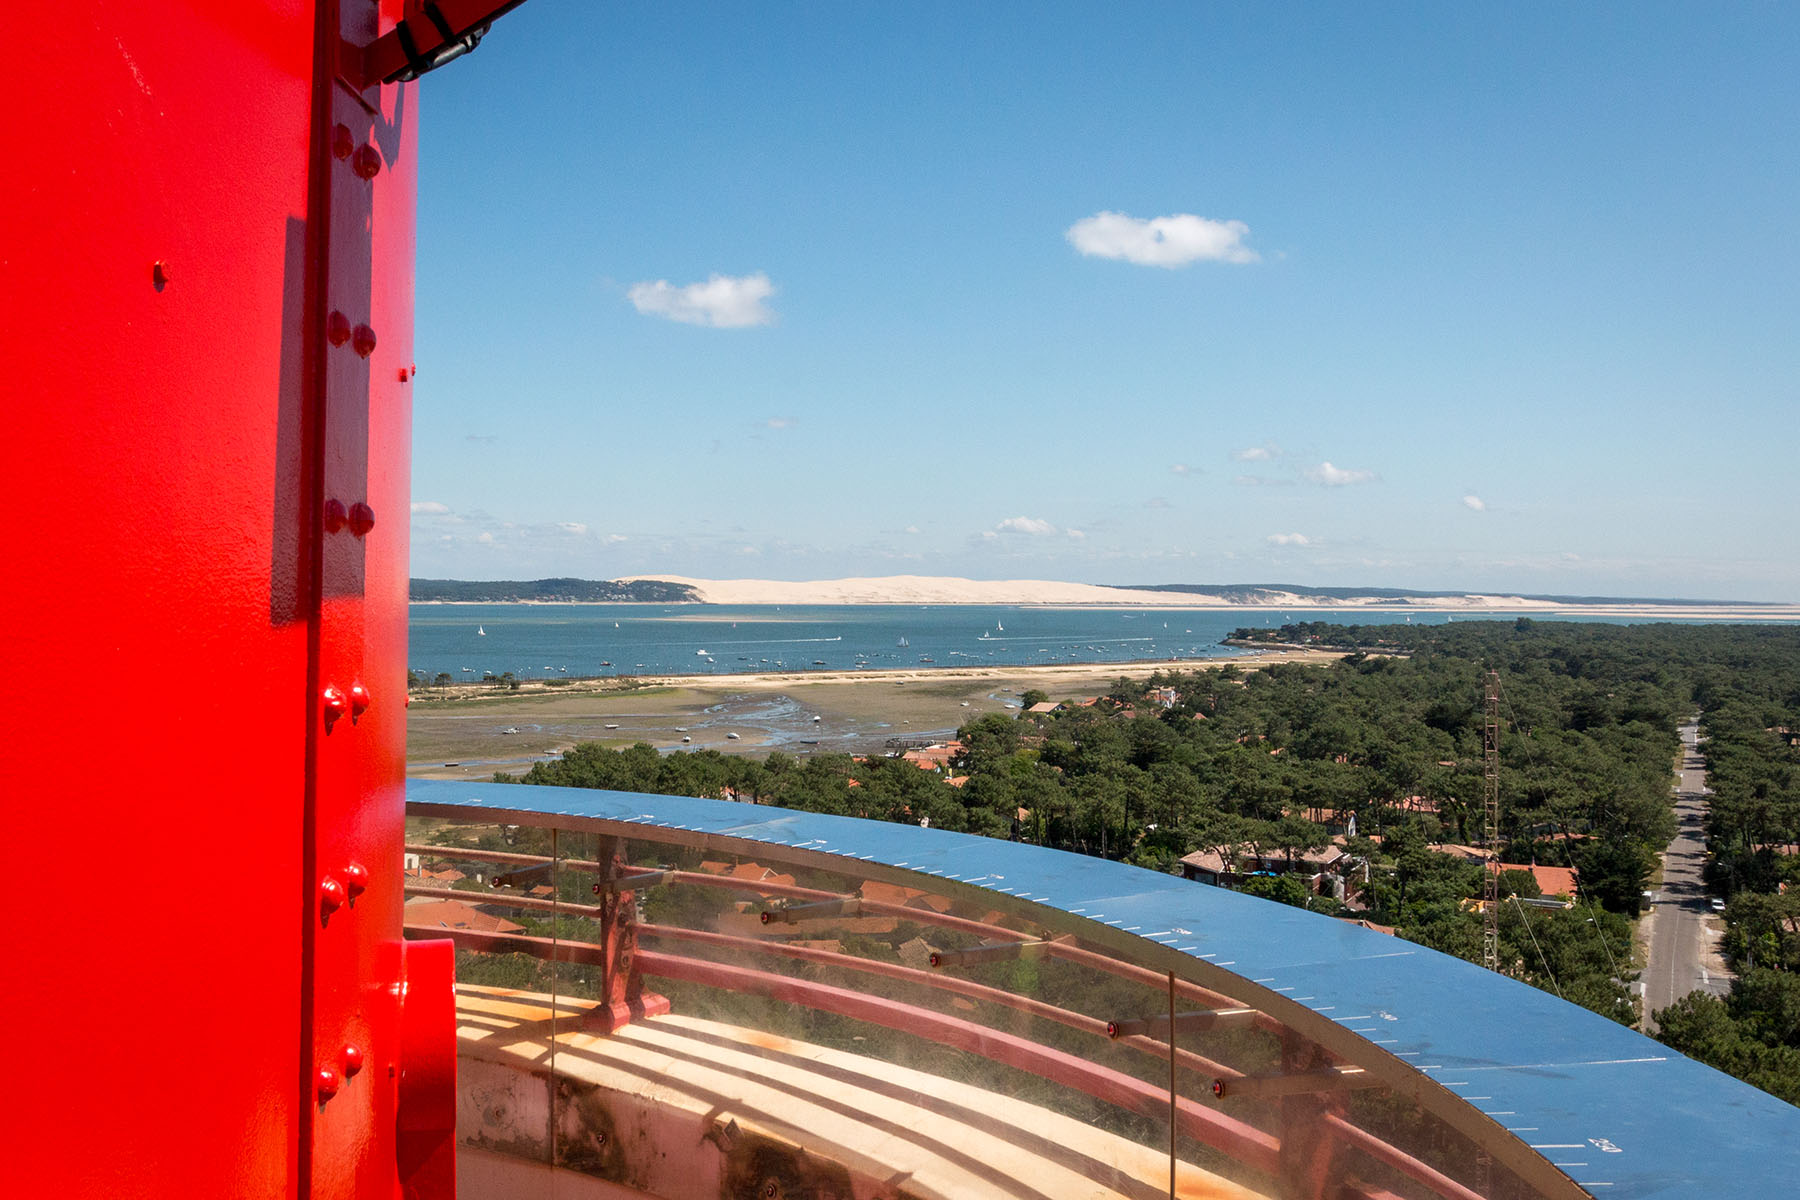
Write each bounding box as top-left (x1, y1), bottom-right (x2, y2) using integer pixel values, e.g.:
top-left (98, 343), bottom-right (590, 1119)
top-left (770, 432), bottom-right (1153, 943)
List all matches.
top-left (326, 310), bottom-right (378, 358)
top-left (314, 114), bottom-right (384, 1110)
top-left (322, 499), bottom-right (377, 537)
top-left (316, 1043), bottom-right (365, 1104)
top-left (318, 860), bottom-right (369, 922)
top-left (331, 123), bottom-right (384, 180)
top-left (321, 683), bottom-right (372, 730)
top-left (315, 118), bottom-right (386, 1109)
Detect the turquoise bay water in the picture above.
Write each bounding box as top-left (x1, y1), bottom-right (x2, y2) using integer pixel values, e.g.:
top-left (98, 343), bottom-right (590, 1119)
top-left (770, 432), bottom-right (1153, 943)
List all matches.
top-left (404, 604), bottom-right (1761, 682)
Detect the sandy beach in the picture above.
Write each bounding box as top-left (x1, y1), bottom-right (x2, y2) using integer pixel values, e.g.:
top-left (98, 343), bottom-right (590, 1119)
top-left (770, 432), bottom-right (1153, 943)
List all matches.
top-left (405, 648), bottom-right (1341, 780)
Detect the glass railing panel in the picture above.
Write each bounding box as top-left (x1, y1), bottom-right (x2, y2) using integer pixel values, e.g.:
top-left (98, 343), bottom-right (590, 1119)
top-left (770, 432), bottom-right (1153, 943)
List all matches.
top-left (403, 814), bottom-right (563, 1169)
top-left (621, 841), bottom-right (1187, 1200)
top-left (404, 806), bottom-right (1570, 1199)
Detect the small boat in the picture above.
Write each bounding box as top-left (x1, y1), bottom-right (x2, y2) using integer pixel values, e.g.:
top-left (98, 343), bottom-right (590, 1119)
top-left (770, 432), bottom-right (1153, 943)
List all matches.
top-left (919, 656), bottom-right (934, 663)
top-left (697, 649), bottom-right (710, 656)
top-left (812, 715), bottom-right (821, 723)
top-left (681, 736), bottom-right (692, 743)
top-left (673, 727), bottom-right (688, 732)
top-left (500, 727), bottom-right (519, 735)
top-left (604, 724), bottom-right (619, 730)
top-left (897, 636), bottom-right (909, 648)
top-left (601, 660), bottom-right (612, 666)
top-left (477, 625), bottom-right (486, 635)
top-left (997, 619), bottom-right (1004, 631)
top-left (726, 732), bottom-right (740, 739)
top-left (813, 659), bottom-right (826, 665)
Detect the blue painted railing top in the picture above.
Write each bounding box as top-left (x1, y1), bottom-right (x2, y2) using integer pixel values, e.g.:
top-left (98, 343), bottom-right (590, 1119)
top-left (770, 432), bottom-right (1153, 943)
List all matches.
top-left (408, 778), bottom-right (1800, 1199)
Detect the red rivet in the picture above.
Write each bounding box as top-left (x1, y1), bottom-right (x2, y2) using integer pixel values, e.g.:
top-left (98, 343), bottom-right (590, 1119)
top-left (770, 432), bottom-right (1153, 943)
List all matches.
top-left (341, 1044), bottom-right (364, 1077)
top-left (343, 861), bottom-right (370, 900)
top-left (319, 875), bottom-right (346, 920)
top-left (323, 685), bottom-right (348, 724)
top-left (352, 324), bottom-right (377, 359)
top-left (348, 502), bottom-right (376, 537)
top-left (331, 124), bottom-right (354, 160)
top-left (323, 498), bottom-right (348, 533)
top-left (397, 367), bottom-right (410, 384)
top-left (326, 311), bottom-right (351, 347)
top-left (352, 144), bottom-right (383, 180)
top-left (151, 261), bottom-right (170, 292)
top-left (317, 1064), bottom-right (341, 1101)
top-left (1211, 1079), bottom-right (1226, 1098)
top-left (348, 682), bottom-right (371, 721)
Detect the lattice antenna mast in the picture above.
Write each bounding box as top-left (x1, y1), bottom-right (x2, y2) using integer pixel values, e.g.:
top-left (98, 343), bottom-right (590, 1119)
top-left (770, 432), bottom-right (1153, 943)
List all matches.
top-left (1483, 669), bottom-right (1502, 972)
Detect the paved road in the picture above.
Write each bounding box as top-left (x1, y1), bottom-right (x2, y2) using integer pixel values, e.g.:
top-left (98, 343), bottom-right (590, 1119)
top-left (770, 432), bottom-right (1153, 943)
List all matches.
top-left (1641, 720), bottom-right (1732, 1030)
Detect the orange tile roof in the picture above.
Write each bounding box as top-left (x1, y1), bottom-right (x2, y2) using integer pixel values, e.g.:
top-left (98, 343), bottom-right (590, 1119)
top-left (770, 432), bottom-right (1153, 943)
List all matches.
top-left (402, 898), bottom-right (524, 935)
top-left (1500, 863), bottom-right (1578, 898)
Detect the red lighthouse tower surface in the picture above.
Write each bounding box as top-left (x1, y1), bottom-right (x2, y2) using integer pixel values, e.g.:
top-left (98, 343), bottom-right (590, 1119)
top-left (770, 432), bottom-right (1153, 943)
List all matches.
top-left (0, 3), bottom-right (515, 1196)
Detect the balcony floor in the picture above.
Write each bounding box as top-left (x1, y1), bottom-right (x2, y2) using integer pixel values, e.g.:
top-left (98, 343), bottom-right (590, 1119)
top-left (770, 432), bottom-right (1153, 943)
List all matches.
top-left (455, 985), bottom-right (1264, 1200)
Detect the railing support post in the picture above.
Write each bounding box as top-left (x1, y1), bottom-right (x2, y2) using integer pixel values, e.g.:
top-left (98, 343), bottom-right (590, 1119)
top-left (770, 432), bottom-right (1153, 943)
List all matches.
top-left (586, 835), bottom-right (670, 1032)
top-left (1276, 1030), bottom-right (1343, 1200)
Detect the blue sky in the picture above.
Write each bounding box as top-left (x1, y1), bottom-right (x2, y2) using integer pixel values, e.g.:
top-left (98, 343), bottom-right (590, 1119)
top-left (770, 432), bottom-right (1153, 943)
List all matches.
top-left (410, 2), bottom-right (1798, 600)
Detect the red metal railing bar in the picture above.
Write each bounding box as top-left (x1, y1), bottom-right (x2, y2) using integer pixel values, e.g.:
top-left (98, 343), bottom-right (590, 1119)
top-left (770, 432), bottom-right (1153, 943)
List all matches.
top-left (1321, 1114), bottom-right (1485, 1200)
top-left (404, 844), bottom-right (1262, 1016)
top-left (401, 883), bottom-right (1244, 1079)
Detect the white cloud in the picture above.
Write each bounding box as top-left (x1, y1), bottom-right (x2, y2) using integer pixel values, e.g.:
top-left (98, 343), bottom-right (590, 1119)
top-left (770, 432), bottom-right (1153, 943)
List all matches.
top-left (1145, 496), bottom-right (1172, 509)
top-left (904, 525), bottom-right (921, 535)
top-left (1267, 532), bottom-right (1311, 546)
top-left (557, 522), bottom-right (589, 535)
top-left (765, 417), bottom-right (796, 430)
top-left (476, 531), bottom-right (494, 544)
top-left (1462, 494), bottom-right (1487, 511)
top-left (1305, 461), bottom-right (1376, 486)
top-left (995, 516), bottom-right (1056, 536)
top-left (1170, 463), bottom-right (1195, 476)
top-left (1065, 211), bottom-right (1259, 267)
top-left (1232, 474), bottom-right (1291, 488)
top-left (1066, 528), bottom-right (1087, 540)
top-left (627, 272), bottom-right (775, 328)
top-left (411, 500), bottom-right (450, 515)
top-left (604, 533), bottom-right (627, 544)
top-left (1231, 442), bottom-right (1281, 462)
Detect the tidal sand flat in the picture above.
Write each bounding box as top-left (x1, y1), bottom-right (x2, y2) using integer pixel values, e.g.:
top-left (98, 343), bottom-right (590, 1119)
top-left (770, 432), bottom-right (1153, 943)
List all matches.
top-left (404, 649), bottom-right (1341, 779)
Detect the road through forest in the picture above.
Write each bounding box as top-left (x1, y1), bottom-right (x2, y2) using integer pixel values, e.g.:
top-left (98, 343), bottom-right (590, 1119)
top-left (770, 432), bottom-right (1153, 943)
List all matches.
top-left (1641, 720), bottom-right (1731, 1031)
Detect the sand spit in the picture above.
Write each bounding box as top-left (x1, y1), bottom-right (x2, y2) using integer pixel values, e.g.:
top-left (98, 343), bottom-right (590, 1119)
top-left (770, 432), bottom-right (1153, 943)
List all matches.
top-left (615, 575), bottom-right (1798, 618)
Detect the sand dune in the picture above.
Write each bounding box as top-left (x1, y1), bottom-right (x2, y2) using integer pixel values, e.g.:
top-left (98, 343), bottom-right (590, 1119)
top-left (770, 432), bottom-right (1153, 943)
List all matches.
top-left (622, 574), bottom-right (1204, 606)
top-left (617, 574), bottom-right (1797, 617)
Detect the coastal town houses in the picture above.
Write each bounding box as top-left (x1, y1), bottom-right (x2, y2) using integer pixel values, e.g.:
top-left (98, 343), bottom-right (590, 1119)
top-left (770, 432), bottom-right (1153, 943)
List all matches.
top-left (1179, 843), bottom-right (1353, 897)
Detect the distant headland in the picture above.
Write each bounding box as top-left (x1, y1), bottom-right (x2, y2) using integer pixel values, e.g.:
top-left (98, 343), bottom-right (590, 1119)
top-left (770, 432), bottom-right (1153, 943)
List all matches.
top-left (409, 575), bottom-right (1794, 617)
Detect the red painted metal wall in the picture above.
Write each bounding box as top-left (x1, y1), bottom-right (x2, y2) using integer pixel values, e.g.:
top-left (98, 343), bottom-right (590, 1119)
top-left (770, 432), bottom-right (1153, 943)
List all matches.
top-left (0, 2), bottom-right (445, 1195)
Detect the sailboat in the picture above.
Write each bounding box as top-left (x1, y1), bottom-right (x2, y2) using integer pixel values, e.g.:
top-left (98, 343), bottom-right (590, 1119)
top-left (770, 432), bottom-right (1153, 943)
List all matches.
top-left (897, 636), bottom-right (909, 648)
top-left (477, 625), bottom-right (485, 636)
top-left (997, 619), bottom-right (1004, 632)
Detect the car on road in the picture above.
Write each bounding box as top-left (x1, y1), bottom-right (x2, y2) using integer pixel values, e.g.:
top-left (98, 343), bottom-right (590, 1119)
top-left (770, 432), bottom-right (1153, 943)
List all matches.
top-left (1711, 897), bottom-right (1727, 912)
